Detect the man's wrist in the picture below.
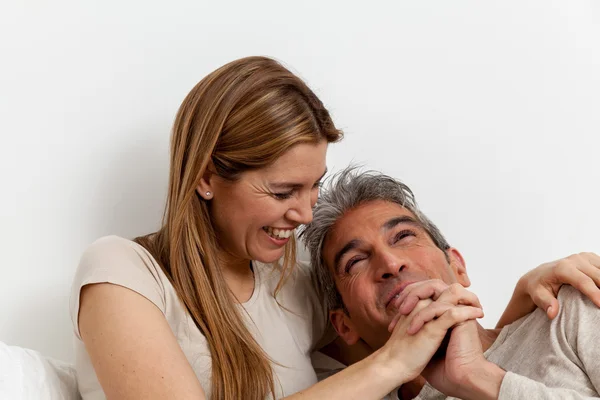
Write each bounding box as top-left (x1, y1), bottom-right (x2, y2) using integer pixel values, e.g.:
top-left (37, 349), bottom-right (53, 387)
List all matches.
top-left (459, 360), bottom-right (506, 400)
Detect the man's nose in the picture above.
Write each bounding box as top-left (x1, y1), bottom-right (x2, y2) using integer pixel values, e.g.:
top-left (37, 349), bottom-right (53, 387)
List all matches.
top-left (375, 251), bottom-right (406, 280)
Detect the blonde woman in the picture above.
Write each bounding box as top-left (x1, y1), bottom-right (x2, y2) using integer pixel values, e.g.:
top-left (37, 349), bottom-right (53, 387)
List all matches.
top-left (70, 56), bottom-right (600, 400)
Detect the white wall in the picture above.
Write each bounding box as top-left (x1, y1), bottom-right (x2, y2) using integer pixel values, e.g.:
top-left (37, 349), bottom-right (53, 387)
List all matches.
top-left (1, 0), bottom-right (599, 362)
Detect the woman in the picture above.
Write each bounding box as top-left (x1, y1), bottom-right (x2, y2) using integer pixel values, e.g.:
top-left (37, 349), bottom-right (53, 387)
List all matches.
top-left (71, 56), bottom-right (600, 400)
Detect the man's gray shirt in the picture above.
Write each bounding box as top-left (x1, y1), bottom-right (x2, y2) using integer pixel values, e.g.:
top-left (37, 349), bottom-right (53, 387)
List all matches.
top-left (410, 285), bottom-right (600, 399)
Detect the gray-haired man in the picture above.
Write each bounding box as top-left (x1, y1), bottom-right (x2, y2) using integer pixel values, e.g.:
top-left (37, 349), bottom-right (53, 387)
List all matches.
top-left (301, 167), bottom-right (600, 399)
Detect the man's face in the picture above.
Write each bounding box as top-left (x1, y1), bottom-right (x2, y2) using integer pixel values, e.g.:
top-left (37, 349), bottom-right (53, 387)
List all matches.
top-left (322, 200), bottom-right (469, 350)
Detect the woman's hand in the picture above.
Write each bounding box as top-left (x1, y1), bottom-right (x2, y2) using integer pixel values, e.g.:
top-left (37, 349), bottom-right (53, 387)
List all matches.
top-left (387, 280), bottom-right (482, 334)
top-left (496, 252), bottom-right (600, 328)
top-left (521, 252), bottom-right (600, 317)
top-left (382, 284), bottom-right (484, 382)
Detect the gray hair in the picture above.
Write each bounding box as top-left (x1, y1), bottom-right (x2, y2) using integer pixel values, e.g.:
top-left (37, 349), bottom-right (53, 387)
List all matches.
top-left (299, 167), bottom-right (451, 312)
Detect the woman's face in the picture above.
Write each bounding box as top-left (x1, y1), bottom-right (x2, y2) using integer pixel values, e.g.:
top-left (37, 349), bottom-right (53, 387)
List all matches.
top-left (204, 141), bottom-right (328, 265)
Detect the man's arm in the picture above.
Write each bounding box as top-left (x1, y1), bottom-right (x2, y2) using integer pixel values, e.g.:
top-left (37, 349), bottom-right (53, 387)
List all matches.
top-left (423, 327), bottom-right (600, 400)
top-left (493, 372), bottom-right (600, 400)
top-left (491, 286), bottom-right (600, 399)
top-left (455, 361), bottom-right (600, 400)
top-left (425, 286), bottom-right (600, 400)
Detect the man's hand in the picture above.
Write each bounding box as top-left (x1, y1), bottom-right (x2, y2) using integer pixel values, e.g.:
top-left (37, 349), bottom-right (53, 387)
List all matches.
top-left (388, 281), bottom-right (483, 334)
top-left (381, 298), bottom-right (483, 383)
top-left (422, 321), bottom-right (506, 400)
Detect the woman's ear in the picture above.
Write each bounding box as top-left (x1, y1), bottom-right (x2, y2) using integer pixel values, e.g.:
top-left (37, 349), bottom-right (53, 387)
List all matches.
top-left (196, 160), bottom-right (216, 200)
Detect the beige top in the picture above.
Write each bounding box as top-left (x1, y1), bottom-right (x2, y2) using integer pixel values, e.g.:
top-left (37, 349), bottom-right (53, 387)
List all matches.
top-left (70, 236), bottom-right (330, 400)
top-left (405, 285), bottom-right (600, 400)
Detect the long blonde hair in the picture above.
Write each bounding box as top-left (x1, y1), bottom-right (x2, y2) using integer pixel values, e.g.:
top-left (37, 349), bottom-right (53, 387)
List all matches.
top-left (136, 56), bottom-right (342, 400)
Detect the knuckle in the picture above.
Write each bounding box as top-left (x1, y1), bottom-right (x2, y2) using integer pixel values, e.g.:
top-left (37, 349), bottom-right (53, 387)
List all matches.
top-left (413, 298), bottom-right (433, 313)
top-left (447, 307), bottom-right (460, 320)
top-left (448, 283), bottom-right (463, 296)
top-left (581, 279), bottom-right (596, 289)
top-left (555, 260), bottom-right (575, 276)
top-left (566, 253), bottom-right (579, 261)
top-left (530, 288), bottom-right (547, 302)
top-left (581, 252), bottom-right (599, 262)
top-left (433, 279), bottom-right (447, 287)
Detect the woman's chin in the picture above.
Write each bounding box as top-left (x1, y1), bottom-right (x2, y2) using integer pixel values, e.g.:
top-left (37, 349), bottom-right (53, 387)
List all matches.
top-left (253, 248), bottom-right (286, 264)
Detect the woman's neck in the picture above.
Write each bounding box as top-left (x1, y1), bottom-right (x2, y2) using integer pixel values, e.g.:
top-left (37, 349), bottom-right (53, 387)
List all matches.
top-left (217, 250), bottom-right (255, 303)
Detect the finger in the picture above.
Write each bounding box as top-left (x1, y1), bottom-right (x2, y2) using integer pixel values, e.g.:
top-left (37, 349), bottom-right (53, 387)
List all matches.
top-left (408, 301), bottom-right (483, 335)
top-left (394, 280), bottom-right (448, 314)
top-left (577, 261), bottom-right (600, 288)
top-left (407, 302), bottom-right (452, 335)
top-left (555, 255), bottom-right (600, 287)
top-left (530, 286), bottom-right (560, 319)
top-left (388, 312), bottom-right (403, 332)
top-left (436, 283), bottom-right (482, 309)
top-left (580, 252), bottom-right (600, 268)
top-left (554, 259), bottom-right (600, 308)
top-left (397, 295), bottom-right (421, 316)
top-left (389, 298), bottom-right (433, 333)
top-left (567, 273), bottom-right (600, 308)
top-left (422, 306), bottom-right (484, 334)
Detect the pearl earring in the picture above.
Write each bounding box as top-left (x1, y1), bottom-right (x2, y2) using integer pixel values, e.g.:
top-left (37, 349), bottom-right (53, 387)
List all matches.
top-left (205, 191), bottom-right (212, 197)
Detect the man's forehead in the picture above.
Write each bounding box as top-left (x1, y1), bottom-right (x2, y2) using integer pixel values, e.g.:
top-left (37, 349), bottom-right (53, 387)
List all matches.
top-left (323, 201), bottom-right (417, 257)
top-left (333, 200), bottom-right (414, 232)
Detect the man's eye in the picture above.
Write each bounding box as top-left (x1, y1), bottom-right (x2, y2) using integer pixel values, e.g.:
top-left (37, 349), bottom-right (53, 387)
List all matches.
top-left (345, 257), bottom-right (364, 273)
top-left (393, 229), bottom-right (416, 243)
top-left (273, 191), bottom-right (293, 200)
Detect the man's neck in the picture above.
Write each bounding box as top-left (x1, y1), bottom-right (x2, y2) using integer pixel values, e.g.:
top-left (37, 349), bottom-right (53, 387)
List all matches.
top-left (479, 325), bottom-right (502, 353)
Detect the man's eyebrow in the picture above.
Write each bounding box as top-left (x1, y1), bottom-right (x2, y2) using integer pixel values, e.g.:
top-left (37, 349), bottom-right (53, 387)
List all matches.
top-left (333, 239), bottom-right (362, 273)
top-left (270, 168), bottom-right (328, 190)
top-left (382, 215), bottom-right (422, 232)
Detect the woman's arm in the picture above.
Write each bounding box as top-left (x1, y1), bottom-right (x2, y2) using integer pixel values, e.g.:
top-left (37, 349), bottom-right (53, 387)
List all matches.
top-left (285, 294), bottom-right (483, 400)
top-left (78, 283), bottom-right (206, 400)
top-left (496, 252), bottom-right (600, 328)
top-left (79, 281), bottom-right (480, 400)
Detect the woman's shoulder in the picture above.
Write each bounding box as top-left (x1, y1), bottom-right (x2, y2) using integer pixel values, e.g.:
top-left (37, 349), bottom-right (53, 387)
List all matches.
top-left (77, 235), bottom-right (164, 276)
top-left (71, 235), bottom-right (169, 319)
top-left (81, 235), bottom-right (150, 261)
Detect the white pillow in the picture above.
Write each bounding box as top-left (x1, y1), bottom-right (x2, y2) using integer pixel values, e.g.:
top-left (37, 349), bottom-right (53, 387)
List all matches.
top-left (0, 341), bottom-right (80, 400)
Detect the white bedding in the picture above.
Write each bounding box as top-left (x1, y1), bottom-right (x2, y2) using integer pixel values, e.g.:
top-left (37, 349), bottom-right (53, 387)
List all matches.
top-left (0, 341), bottom-right (79, 400)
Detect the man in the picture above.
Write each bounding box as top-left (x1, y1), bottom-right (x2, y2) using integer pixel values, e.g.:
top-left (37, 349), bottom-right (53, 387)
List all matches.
top-left (301, 167), bottom-right (600, 399)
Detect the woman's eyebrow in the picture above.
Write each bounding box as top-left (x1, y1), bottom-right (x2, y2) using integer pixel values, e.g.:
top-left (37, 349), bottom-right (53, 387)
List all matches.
top-left (269, 168), bottom-right (328, 190)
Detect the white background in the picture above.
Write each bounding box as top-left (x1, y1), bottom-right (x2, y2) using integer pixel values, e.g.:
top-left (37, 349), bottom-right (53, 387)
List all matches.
top-left (1, 1), bottom-right (599, 363)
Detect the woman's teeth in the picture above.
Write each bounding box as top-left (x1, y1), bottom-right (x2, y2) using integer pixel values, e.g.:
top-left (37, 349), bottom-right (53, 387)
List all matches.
top-left (263, 227), bottom-right (294, 239)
